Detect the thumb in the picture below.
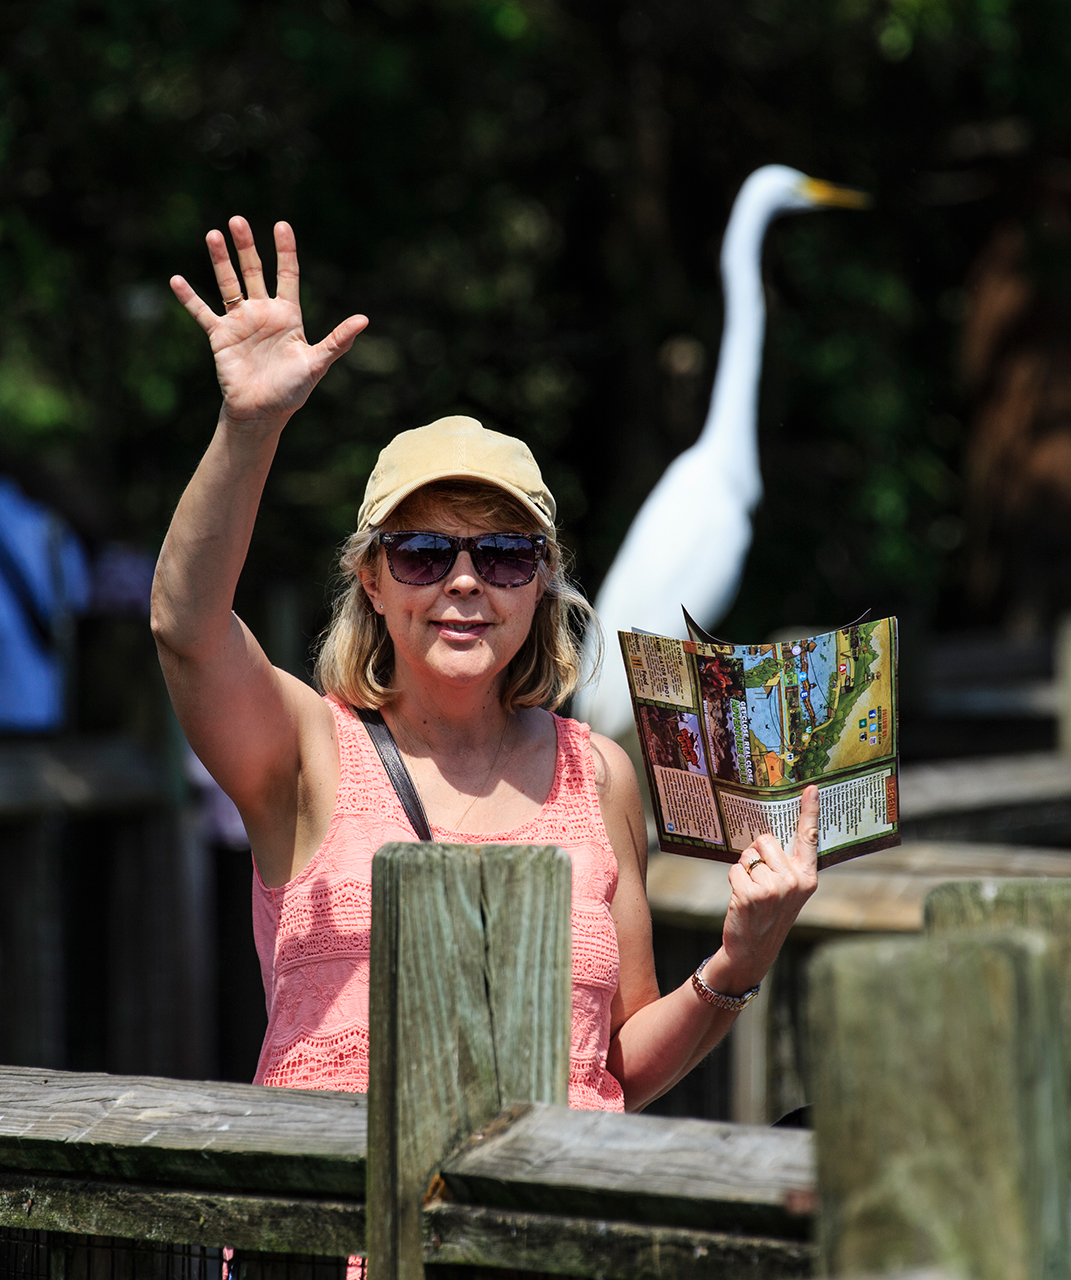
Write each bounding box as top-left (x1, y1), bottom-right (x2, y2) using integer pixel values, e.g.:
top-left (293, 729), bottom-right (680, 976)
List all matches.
top-left (792, 784), bottom-right (819, 868)
top-left (310, 313), bottom-right (369, 374)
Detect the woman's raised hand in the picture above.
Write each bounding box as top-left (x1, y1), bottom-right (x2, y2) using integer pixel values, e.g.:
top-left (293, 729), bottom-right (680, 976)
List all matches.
top-left (169, 217), bottom-right (368, 428)
top-left (718, 784), bottom-right (820, 988)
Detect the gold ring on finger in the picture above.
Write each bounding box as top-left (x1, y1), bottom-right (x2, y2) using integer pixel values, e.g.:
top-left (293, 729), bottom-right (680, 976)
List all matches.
top-left (222, 294), bottom-right (244, 307)
top-left (746, 854), bottom-right (764, 874)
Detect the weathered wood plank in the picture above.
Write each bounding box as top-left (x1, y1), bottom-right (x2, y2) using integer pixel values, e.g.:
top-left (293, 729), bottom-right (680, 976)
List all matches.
top-left (899, 752), bottom-right (1071, 844)
top-left (369, 843), bottom-right (499, 1280)
top-left (368, 843), bottom-right (572, 1280)
top-left (809, 930), bottom-right (1070, 1280)
top-left (439, 1102), bottom-right (814, 1239)
top-left (422, 1202), bottom-right (816, 1279)
top-left (480, 846), bottom-right (571, 1107)
top-left (925, 878), bottom-right (1071, 1111)
top-left (0, 1066), bottom-right (366, 1195)
top-left (898, 752), bottom-right (1071, 820)
top-left (647, 841), bottom-right (1071, 935)
top-left (0, 1169), bottom-right (364, 1255)
top-left (0, 738), bottom-right (165, 820)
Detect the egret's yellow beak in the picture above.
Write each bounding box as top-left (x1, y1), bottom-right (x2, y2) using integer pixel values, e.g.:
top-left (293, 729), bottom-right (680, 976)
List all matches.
top-left (800, 177), bottom-right (872, 209)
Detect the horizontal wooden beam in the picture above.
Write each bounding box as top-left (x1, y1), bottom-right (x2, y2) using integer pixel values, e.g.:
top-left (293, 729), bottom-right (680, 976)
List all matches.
top-left (422, 1202), bottom-right (816, 1279)
top-left (898, 752), bottom-right (1071, 821)
top-left (899, 752), bottom-right (1071, 844)
top-left (0, 1066), bottom-right (367, 1195)
top-left (0, 1069), bottom-right (814, 1263)
top-left (0, 1172), bottom-right (816, 1277)
top-left (647, 841), bottom-right (1071, 936)
top-left (0, 738), bottom-right (165, 818)
top-left (439, 1103), bottom-right (815, 1239)
top-left (0, 1169), bottom-right (364, 1256)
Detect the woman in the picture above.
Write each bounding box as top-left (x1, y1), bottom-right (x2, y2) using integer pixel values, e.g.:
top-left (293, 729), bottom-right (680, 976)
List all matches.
top-left (152, 217), bottom-right (818, 1113)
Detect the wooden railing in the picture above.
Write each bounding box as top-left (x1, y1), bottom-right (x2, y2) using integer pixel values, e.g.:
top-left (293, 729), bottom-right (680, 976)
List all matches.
top-left (812, 878), bottom-right (1071, 1280)
top-left (0, 841), bottom-right (816, 1280)
top-left (0, 1067), bottom-right (815, 1277)
top-left (5, 840), bottom-right (1071, 1279)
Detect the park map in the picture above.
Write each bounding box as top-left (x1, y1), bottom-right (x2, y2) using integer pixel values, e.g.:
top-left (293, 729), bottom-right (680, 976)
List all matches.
top-left (621, 615), bottom-right (899, 869)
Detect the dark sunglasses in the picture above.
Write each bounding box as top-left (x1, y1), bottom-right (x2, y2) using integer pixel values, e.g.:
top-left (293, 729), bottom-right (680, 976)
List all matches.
top-left (378, 530), bottom-right (548, 588)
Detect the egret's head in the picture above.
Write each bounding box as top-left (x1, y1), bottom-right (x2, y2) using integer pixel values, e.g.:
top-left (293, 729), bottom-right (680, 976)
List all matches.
top-left (732, 164), bottom-right (871, 224)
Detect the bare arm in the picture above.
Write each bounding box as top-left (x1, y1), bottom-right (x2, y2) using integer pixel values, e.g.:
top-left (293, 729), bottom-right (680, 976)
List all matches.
top-left (152, 217), bottom-right (367, 886)
top-left (593, 735), bottom-right (818, 1112)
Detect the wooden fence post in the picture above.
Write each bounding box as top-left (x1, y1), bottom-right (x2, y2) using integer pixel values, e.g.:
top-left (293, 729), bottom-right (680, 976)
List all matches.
top-left (809, 929), bottom-right (1070, 1280)
top-left (925, 878), bottom-right (1071, 1096)
top-left (367, 842), bottom-right (571, 1280)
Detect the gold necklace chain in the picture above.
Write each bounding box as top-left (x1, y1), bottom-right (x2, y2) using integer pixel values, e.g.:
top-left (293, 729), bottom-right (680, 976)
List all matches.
top-left (451, 716), bottom-right (510, 833)
top-left (393, 711), bottom-right (512, 833)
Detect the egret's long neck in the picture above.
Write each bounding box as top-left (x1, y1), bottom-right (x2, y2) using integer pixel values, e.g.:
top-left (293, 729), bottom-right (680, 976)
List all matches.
top-left (699, 191), bottom-right (779, 504)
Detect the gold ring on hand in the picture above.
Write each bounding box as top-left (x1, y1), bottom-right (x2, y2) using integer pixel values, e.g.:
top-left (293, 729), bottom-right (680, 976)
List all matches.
top-left (222, 294), bottom-right (244, 307)
top-left (746, 854), bottom-right (764, 874)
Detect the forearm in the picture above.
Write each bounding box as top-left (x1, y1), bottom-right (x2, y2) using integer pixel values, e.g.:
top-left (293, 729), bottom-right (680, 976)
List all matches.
top-left (151, 410), bottom-right (288, 659)
top-left (607, 946), bottom-right (759, 1112)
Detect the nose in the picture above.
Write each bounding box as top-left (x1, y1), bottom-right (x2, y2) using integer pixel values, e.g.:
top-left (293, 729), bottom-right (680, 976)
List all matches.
top-left (444, 550), bottom-right (483, 596)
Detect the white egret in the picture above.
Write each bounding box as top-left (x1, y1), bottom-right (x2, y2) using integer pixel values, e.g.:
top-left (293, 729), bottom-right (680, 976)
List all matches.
top-left (576, 164), bottom-right (868, 740)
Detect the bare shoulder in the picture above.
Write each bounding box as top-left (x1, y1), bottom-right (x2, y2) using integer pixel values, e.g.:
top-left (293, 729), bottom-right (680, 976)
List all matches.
top-left (588, 730), bottom-right (641, 797)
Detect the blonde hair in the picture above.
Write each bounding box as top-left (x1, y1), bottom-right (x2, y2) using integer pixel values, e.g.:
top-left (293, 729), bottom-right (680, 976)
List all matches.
top-left (315, 480), bottom-right (601, 712)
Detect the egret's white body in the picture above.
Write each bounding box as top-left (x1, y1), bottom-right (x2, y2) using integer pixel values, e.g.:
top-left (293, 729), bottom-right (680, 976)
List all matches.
top-left (576, 165), bottom-right (866, 740)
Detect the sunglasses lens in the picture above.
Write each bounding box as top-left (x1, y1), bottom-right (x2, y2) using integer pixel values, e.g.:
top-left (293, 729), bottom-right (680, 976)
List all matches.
top-left (387, 534), bottom-right (455, 584)
top-left (472, 536), bottom-right (539, 587)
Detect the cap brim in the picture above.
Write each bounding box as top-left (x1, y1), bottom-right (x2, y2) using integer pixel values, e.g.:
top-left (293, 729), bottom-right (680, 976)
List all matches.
top-left (359, 469), bottom-right (554, 530)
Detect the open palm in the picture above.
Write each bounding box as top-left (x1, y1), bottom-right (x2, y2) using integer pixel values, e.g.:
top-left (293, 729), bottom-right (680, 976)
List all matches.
top-left (170, 216), bottom-right (368, 425)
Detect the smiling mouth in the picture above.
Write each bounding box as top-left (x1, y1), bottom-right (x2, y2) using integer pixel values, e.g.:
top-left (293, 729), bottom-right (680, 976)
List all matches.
top-left (434, 620), bottom-right (486, 632)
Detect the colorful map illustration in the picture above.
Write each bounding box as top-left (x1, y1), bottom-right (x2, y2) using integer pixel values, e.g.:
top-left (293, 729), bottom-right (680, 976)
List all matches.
top-left (694, 618), bottom-right (895, 788)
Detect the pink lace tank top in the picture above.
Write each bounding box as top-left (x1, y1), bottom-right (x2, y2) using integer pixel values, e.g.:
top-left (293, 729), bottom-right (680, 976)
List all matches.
top-left (251, 696), bottom-right (625, 1111)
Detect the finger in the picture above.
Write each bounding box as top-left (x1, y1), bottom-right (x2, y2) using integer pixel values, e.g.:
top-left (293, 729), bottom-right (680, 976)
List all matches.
top-left (170, 275), bottom-right (219, 334)
top-left (727, 862), bottom-right (756, 900)
top-left (274, 221), bottom-right (300, 304)
top-left (205, 229), bottom-right (243, 306)
top-left (228, 215), bottom-right (269, 299)
top-left (791, 784), bottom-right (820, 871)
top-left (309, 314), bottom-right (370, 376)
top-left (748, 831), bottom-right (790, 877)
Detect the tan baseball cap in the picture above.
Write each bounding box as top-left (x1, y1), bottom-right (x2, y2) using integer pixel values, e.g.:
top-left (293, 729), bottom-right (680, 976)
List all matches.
top-left (357, 415), bottom-right (556, 530)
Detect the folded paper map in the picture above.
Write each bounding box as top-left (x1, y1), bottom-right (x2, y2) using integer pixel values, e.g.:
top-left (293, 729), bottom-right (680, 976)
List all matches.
top-left (621, 614), bottom-right (899, 869)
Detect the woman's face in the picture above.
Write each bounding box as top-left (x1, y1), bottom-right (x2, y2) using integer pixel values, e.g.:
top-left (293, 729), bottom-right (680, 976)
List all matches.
top-left (358, 500), bottom-right (545, 698)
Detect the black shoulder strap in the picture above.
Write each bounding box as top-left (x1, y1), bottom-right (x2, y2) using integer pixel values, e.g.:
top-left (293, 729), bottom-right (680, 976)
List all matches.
top-left (356, 707), bottom-right (434, 843)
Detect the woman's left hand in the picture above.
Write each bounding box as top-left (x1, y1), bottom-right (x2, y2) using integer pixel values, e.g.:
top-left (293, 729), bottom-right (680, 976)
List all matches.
top-left (717, 784), bottom-right (820, 990)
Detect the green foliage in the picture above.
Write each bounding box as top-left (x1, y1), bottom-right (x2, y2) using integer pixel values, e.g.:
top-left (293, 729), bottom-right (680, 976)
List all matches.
top-left (0, 0), bottom-right (1068, 639)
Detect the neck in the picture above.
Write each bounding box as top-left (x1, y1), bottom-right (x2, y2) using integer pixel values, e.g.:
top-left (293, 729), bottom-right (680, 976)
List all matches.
top-left (385, 669), bottom-right (510, 756)
top-left (698, 179), bottom-right (783, 505)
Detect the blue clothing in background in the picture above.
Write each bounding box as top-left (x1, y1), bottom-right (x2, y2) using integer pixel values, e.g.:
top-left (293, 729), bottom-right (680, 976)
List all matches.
top-left (0, 479), bottom-right (89, 731)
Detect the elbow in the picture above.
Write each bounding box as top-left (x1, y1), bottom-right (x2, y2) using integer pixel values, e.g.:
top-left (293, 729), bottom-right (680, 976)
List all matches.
top-left (149, 587), bottom-right (178, 655)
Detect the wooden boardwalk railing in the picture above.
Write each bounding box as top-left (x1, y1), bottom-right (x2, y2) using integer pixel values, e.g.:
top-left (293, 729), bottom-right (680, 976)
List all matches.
top-left (7, 842), bottom-right (1071, 1279)
top-left (0, 842), bottom-right (817, 1280)
top-left (0, 1070), bottom-right (815, 1277)
top-left (810, 877), bottom-right (1071, 1280)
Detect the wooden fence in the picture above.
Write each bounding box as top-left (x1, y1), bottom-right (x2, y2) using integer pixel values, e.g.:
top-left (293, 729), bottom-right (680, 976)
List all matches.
top-left (3, 841), bottom-right (1071, 1279)
top-left (0, 841), bottom-right (815, 1280)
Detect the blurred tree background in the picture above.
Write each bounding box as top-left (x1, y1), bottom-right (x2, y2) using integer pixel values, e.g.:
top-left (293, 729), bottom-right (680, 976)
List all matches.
top-left (3, 0), bottom-right (1071, 748)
